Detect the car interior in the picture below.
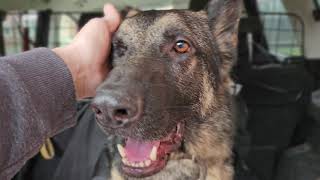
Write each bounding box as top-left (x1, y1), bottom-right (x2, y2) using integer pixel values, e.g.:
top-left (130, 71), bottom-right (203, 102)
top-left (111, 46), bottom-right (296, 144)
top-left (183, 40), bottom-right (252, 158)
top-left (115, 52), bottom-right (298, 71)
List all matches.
top-left (1, 0), bottom-right (320, 179)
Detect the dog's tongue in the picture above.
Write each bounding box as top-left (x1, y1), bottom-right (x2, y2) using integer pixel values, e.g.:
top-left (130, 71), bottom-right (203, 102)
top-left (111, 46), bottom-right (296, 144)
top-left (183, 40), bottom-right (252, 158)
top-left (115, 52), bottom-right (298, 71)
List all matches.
top-left (125, 138), bottom-right (160, 162)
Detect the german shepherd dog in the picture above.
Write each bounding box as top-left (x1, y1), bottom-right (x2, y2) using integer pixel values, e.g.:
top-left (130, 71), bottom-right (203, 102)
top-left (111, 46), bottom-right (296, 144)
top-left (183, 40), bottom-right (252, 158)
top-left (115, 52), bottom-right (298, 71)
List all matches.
top-left (91, 0), bottom-right (241, 179)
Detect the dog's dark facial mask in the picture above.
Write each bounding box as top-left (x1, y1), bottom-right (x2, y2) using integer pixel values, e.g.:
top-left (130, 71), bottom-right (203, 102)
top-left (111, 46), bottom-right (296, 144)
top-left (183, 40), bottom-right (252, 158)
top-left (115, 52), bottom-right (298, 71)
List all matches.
top-left (92, 0), bottom-right (240, 178)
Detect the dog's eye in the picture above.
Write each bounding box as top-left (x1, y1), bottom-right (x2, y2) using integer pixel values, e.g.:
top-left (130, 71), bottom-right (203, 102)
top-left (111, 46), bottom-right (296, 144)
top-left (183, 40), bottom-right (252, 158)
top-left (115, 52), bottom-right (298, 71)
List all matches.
top-left (174, 40), bottom-right (190, 54)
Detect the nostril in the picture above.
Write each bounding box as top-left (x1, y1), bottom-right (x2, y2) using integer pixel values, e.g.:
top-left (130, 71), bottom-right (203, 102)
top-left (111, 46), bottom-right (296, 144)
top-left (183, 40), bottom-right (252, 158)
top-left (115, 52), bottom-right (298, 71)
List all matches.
top-left (113, 108), bottom-right (129, 120)
top-left (91, 105), bottom-right (102, 116)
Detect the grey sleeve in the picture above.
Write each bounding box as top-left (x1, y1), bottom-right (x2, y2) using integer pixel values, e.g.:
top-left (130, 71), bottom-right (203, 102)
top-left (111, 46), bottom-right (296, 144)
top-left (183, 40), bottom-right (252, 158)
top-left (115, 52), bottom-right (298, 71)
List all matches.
top-left (0, 48), bottom-right (77, 180)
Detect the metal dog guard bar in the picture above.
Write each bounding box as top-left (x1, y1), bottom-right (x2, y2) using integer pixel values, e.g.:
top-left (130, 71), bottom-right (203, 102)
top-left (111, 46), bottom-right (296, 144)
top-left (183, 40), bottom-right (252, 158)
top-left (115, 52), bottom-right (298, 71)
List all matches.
top-left (0, 11), bottom-right (5, 56)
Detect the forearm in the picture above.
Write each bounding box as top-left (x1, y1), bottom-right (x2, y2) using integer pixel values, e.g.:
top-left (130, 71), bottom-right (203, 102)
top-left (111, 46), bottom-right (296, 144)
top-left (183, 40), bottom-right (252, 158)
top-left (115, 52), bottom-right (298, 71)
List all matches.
top-left (0, 48), bottom-right (77, 180)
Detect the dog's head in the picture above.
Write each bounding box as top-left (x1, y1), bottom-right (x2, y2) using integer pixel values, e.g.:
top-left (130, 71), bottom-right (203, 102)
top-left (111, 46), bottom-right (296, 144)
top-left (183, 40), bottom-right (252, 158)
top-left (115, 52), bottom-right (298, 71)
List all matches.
top-left (92, 0), bottom-right (241, 178)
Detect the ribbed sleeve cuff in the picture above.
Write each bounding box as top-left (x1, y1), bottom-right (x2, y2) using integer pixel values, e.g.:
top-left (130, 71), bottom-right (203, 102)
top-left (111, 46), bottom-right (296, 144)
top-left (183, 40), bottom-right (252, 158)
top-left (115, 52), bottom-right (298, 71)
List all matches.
top-left (3, 48), bottom-right (77, 134)
top-left (0, 48), bottom-right (77, 180)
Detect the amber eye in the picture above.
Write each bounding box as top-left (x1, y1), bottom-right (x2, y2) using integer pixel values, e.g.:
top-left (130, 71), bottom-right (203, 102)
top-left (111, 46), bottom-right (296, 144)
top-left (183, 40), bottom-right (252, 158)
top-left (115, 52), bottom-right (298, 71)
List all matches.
top-left (173, 40), bottom-right (190, 53)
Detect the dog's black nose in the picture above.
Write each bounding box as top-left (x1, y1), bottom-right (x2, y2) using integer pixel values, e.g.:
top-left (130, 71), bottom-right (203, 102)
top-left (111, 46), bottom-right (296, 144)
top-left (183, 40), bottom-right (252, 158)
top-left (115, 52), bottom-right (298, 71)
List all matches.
top-left (92, 93), bottom-right (143, 128)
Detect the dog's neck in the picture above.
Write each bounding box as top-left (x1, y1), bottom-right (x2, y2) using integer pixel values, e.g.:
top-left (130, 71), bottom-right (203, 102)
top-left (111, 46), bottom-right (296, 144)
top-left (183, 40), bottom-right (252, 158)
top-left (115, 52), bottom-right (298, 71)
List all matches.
top-left (184, 84), bottom-right (234, 179)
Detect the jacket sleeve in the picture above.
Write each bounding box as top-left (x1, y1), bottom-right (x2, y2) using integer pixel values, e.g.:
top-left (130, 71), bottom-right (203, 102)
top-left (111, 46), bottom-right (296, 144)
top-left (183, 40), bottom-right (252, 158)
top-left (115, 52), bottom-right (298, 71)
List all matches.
top-left (0, 48), bottom-right (77, 180)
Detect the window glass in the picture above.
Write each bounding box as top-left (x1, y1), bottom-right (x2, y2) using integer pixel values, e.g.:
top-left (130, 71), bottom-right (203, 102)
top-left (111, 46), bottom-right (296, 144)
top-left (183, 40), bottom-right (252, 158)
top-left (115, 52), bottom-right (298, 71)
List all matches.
top-left (257, 0), bottom-right (286, 12)
top-left (3, 12), bottom-right (37, 55)
top-left (2, 12), bottom-right (79, 55)
top-left (257, 0), bottom-right (304, 58)
top-left (48, 14), bottom-right (79, 48)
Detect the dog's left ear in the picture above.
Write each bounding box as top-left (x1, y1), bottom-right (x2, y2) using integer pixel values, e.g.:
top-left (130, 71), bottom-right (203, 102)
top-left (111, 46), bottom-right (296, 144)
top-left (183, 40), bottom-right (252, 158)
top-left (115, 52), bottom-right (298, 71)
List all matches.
top-left (207, 0), bottom-right (241, 75)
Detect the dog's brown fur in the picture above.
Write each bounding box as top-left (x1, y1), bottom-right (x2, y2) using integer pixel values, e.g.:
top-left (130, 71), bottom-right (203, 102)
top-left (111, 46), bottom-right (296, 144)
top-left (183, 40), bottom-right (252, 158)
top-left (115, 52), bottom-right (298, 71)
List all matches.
top-left (93, 0), bottom-right (241, 179)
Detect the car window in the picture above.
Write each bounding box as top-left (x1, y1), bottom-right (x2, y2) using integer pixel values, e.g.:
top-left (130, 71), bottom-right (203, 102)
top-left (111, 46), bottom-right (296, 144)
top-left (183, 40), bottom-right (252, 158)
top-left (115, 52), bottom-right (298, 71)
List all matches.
top-left (257, 0), bottom-right (304, 59)
top-left (2, 12), bottom-right (79, 55)
top-left (48, 13), bottom-right (79, 48)
top-left (3, 12), bottom-right (37, 55)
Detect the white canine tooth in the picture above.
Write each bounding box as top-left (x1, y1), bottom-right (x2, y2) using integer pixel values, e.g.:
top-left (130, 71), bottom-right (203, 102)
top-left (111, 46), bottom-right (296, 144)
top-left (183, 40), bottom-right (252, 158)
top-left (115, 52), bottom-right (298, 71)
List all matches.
top-left (192, 155), bottom-right (195, 162)
top-left (122, 158), bottom-right (129, 165)
top-left (117, 144), bottom-right (126, 158)
top-left (150, 146), bottom-right (157, 161)
top-left (145, 160), bottom-right (151, 167)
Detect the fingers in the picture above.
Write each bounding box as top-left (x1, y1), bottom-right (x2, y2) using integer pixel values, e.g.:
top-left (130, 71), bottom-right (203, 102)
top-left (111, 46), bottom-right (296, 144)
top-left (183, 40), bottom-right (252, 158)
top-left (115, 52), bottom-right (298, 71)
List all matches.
top-left (103, 4), bottom-right (121, 33)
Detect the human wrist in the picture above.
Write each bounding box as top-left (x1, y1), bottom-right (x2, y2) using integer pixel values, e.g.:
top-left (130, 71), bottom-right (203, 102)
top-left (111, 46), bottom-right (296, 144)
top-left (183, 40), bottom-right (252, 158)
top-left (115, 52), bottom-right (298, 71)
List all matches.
top-left (52, 46), bottom-right (82, 99)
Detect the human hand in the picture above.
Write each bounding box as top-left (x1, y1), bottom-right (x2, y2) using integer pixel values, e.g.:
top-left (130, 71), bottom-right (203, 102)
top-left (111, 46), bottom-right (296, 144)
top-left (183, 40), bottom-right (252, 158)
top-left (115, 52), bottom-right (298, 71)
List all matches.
top-left (53, 4), bottom-right (121, 99)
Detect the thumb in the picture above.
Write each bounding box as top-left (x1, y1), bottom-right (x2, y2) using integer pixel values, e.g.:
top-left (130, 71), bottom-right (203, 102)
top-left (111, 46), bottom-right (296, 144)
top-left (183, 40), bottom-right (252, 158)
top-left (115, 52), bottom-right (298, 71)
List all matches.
top-left (103, 4), bottom-right (121, 33)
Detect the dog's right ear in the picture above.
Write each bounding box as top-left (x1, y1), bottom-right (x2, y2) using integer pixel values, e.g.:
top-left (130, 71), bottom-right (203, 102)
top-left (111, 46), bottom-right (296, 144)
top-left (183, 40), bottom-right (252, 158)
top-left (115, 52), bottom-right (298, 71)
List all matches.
top-left (206, 0), bottom-right (241, 75)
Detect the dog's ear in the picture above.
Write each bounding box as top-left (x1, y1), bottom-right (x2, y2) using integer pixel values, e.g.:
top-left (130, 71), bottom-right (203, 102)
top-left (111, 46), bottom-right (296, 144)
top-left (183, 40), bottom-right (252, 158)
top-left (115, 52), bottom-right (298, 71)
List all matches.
top-left (207, 0), bottom-right (241, 75)
top-left (120, 6), bottom-right (141, 19)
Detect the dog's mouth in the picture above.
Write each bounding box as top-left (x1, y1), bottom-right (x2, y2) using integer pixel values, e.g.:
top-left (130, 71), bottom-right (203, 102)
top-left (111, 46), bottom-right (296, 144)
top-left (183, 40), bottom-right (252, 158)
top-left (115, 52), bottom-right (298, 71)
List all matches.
top-left (117, 123), bottom-right (184, 177)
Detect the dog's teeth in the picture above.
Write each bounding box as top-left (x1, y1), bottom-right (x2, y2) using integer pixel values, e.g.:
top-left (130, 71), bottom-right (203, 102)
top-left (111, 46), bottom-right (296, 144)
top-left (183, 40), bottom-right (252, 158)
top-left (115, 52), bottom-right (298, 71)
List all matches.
top-left (150, 146), bottom-right (157, 161)
top-left (192, 155), bottom-right (195, 162)
top-left (139, 162), bottom-right (145, 167)
top-left (122, 158), bottom-right (128, 165)
top-left (145, 160), bottom-right (151, 167)
top-left (128, 162), bottom-right (134, 167)
top-left (117, 144), bottom-right (126, 158)
top-left (123, 160), bottom-right (152, 168)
